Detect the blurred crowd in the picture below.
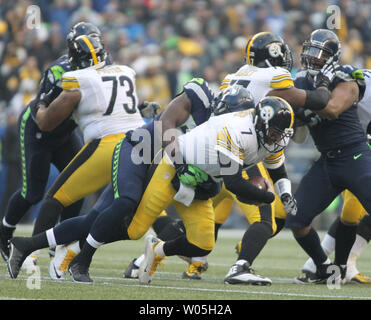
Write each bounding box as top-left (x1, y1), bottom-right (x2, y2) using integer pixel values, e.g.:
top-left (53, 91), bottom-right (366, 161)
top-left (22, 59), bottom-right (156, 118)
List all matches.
top-left (0, 0), bottom-right (370, 224)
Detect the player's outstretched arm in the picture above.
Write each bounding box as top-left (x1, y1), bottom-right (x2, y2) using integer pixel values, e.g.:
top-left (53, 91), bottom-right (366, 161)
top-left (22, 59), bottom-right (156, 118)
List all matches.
top-left (316, 81), bottom-right (359, 120)
top-left (36, 90), bottom-right (81, 131)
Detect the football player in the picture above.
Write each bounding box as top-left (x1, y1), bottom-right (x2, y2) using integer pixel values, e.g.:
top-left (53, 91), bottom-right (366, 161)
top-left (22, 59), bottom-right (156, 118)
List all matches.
top-left (5, 31), bottom-right (145, 278)
top-left (282, 29), bottom-right (371, 284)
top-left (299, 67), bottom-right (371, 284)
top-left (0, 22), bottom-right (103, 266)
top-left (125, 32), bottom-right (335, 284)
top-left (4, 76), bottom-right (229, 280)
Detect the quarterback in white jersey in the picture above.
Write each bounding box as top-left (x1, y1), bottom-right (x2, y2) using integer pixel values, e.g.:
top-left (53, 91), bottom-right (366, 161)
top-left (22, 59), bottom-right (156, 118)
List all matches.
top-left (178, 106), bottom-right (290, 181)
top-left (31, 34), bottom-right (145, 240)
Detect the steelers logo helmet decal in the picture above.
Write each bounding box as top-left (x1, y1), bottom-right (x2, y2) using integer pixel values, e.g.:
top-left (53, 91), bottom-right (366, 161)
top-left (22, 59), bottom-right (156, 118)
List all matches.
top-left (260, 105), bottom-right (274, 121)
top-left (268, 43), bottom-right (282, 58)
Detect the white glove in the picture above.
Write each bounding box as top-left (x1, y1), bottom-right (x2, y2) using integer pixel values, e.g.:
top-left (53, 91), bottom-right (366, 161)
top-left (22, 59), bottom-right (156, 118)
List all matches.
top-left (281, 193), bottom-right (297, 216)
top-left (314, 56), bottom-right (338, 88)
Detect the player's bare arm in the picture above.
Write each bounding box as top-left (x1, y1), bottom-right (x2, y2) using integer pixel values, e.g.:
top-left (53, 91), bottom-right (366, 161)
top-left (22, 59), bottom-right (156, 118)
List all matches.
top-left (267, 86), bottom-right (330, 111)
top-left (159, 92), bottom-right (192, 149)
top-left (36, 90), bottom-right (81, 131)
top-left (316, 81), bottom-right (359, 120)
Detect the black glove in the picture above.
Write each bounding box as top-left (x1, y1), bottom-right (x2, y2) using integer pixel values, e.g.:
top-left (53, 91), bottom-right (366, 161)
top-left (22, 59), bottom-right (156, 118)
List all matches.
top-left (138, 101), bottom-right (161, 119)
top-left (281, 193), bottom-right (297, 216)
top-left (314, 57), bottom-right (337, 88)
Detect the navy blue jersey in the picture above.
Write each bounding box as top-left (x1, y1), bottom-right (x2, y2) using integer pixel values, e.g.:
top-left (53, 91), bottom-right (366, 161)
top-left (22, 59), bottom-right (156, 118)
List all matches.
top-left (126, 78), bottom-right (215, 161)
top-left (294, 66), bottom-right (366, 152)
top-left (178, 77), bottom-right (214, 133)
top-left (30, 54), bottom-right (77, 137)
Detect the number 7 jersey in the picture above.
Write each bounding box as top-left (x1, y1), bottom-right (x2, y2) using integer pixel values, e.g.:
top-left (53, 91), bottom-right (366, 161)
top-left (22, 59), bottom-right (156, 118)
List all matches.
top-left (61, 64), bottom-right (145, 142)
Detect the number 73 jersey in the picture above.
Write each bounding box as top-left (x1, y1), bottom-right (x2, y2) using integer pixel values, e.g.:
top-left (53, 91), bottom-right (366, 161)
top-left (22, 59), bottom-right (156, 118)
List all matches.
top-left (61, 64), bottom-right (145, 142)
top-left (220, 64), bottom-right (294, 105)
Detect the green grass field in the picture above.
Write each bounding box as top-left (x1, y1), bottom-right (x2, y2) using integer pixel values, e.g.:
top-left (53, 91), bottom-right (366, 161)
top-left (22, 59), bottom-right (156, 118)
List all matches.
top-left (1, 225), bottom-right (371, 301)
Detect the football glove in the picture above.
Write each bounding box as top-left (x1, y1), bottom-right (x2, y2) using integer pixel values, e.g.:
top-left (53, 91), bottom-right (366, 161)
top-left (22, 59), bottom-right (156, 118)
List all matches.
top-left (314, 56), bottom-right (337, 88)
top-left (281, 193), bottom-right (297, 216)
top-left (138, 101), bottom-right (161, 119)
top-left (175, 164), bottom-right (209, 187)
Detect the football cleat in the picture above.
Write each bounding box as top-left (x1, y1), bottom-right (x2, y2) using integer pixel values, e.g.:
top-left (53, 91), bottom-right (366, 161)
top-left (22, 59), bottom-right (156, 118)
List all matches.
top-left (0, 222), bottom-right (15, 262)
top-left (224, 263), bottom-right (272, 286)
top-left (182, 261), bottom-right (208, 280)
top-left (49, 245), bottom-right (78, 281)
top-left (7, 237), bottom-right (30, 279)
top-left (294, 263), bottom-right (342, 285)
top-left (123, 259), bottom-right (140, 279)
top-left (68, 259), bottom-right (93, 284)
top-left (21, 251), bottom-right (39, 271)
top-left (138, 235), bottom-right (165, 284)
top-left (350, 273), bottom-right (371, 284)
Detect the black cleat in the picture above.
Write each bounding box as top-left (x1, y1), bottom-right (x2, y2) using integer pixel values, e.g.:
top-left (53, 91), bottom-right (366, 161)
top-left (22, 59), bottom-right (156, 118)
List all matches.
top-left (0, 223), bottom-right (15, 262)
top-left (7, 237), bottom-right (30, 279)
top-left (124, 259), bottom-right (140, 279)
top-left (69, 260), bottom-right (93, 284)
top-left (294, 263), bottom-right (341, 284)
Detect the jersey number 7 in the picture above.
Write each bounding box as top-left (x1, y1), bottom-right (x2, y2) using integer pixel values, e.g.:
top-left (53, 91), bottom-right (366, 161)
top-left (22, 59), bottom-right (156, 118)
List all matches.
top-left (102, 76), bottom-right (137, 115)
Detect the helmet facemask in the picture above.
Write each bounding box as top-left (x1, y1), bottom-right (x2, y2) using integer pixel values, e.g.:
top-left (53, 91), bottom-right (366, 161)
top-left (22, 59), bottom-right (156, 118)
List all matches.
top-left (254, 97), bottom-right (294, 153)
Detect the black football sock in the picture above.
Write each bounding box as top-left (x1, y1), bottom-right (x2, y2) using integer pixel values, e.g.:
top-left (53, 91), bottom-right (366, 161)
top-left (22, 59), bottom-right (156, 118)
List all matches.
top-left (357, 214), bottom-right (371, 242)
top-left (11, 232), bottom-right (48, 256)
top-left (214, 223), bottom-right (222, 241)
top-left (327, 216), bottom-right (340, 238)
top-left (53, 208), bottom-right (100, 245)
top-left (163, 235), bottom-right (211, 257)
top-left (238, 222), bottom-right (271, 264)
top-left (294, 227), bottom-right (328, 267)
top-left (32, 197), bottom-right (64, 236)
top-left (334, 221), bottom-right (357, 266)
top-left (270, 218), bottom-right (285, 238)
top-left (73, 242), bottom-right (96, 268)
top-left (4, 191), bottom-right (33, 226)
top-left (60, 199), bottom-right (84, 222)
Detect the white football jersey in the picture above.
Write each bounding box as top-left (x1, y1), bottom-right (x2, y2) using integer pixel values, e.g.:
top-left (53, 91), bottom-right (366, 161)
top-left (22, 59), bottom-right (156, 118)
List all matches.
top-left (177, 110), bottom-right (287, 181)
top-left (61, 64), bottom-right (145, 142)
top-left (220, 64), bottom-right (294, 106)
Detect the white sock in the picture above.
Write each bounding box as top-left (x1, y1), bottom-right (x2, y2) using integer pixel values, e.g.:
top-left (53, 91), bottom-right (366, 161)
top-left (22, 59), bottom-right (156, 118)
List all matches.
top-left (46, 229), bottom-right (57, 248)
top-left (236, 259), bottom-right (248, 266)
top-left (321, 234), bottom-right (335, 255)
top-left (86, 234), bottom-right (104, 249)
top-left (349, 234), bottom-right (367, 259)
top-left (154, 241), bottom-right (165, 257)
top-left (191, 256), bottom-right (208, 265)
top-left (135, 254), bottom-right (145, 267)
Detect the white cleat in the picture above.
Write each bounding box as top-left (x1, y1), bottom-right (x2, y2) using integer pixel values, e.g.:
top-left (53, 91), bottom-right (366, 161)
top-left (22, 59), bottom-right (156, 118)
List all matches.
top-left (224, 263), bottom-right (272, 286)
top-left (21, 250), bottom-right (39, 271)
top-left (138, 235), bottom-right (164, 284)
top-left (49, 243), bottom-right (80, 281)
